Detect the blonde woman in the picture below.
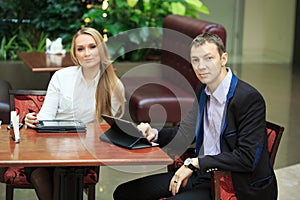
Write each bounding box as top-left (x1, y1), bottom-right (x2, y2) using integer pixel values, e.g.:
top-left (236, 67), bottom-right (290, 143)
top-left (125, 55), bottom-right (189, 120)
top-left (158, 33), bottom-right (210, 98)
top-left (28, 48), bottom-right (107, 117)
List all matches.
top-left (24, 27), bottom-right (125, 200)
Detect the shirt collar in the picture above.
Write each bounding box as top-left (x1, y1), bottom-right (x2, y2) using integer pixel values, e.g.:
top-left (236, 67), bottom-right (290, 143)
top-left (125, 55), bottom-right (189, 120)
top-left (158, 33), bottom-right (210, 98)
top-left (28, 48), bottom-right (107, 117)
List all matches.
top-left (78, 67), bottom-right (101, 86)
top-left (205, 67), bottom-right (232, 104)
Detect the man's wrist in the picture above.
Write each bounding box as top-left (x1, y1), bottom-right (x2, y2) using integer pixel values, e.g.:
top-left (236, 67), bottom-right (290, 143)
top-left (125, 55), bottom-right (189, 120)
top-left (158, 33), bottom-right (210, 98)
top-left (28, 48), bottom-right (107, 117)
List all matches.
top-left (192, 158), bottom-right (199, 168)
top-left (184, 158), bottom-right (198, 172)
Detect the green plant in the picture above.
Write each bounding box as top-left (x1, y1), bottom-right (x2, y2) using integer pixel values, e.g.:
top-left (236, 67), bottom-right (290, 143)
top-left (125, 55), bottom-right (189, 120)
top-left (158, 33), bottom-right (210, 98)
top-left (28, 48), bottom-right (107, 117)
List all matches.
top-left (18, 32), bottom-right (48, 52)
top-left (82, 0), bottom-right (209, 61)
top-left (0, 35), bottom-right (17, 61)
top-left (0, 0), bottom-right (209, 61)
top-left (30, 0), bottom-right (87, 49)
top-left (0, 0), bottom-right (86, 60)
top-left (0, 31), bottom-right (49, 61)
top-left (126, 0), bottom-right (209, 27)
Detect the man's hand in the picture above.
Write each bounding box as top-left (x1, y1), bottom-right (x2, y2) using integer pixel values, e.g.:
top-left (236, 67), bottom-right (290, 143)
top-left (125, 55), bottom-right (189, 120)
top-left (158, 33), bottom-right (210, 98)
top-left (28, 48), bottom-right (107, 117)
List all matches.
top-left (169, 165), bottom-right (193, 196)
top-left (136, 122), bottom-right (158, 142)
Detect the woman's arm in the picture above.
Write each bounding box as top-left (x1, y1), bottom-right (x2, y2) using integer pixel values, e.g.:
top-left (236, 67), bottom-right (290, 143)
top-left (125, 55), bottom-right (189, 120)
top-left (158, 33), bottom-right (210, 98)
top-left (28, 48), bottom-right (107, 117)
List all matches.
top-left (37, 74), bottom-right (61, 120)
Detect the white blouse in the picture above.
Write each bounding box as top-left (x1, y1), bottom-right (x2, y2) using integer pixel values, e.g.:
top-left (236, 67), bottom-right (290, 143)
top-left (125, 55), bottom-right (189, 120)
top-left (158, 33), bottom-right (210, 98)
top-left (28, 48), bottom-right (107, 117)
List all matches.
top-left (37, 66), bottom-right (125, 124)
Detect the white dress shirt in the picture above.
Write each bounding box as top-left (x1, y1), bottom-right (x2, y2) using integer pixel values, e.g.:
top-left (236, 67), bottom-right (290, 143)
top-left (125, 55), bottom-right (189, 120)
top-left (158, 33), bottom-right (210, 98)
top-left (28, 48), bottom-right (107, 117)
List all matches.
top-left (203, 68), bottom-right (232, 155)
top-left (37, 66), bottom-right (125, 124)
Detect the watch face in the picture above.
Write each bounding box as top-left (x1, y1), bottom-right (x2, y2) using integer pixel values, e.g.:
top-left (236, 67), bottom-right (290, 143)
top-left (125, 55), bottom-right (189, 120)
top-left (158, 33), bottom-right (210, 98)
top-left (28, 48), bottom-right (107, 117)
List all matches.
top-left (184, 158), bottom-right (197, 172)
top-left (184, 158), bottom-right (192, 166)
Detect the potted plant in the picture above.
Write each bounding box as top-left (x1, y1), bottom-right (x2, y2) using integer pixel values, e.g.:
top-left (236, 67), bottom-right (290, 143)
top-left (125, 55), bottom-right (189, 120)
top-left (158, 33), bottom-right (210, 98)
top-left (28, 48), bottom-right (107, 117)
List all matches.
top-left (82, 0), bottom-right (209, 61)
top-left (0, 0), bottom-right (86, 61)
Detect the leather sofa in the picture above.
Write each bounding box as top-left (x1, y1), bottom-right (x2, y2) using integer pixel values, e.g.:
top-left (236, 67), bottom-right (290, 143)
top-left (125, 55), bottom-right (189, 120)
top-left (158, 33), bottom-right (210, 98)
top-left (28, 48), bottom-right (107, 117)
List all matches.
top-left (122, 14), bottom-right (226, 125)
top-left (0, 79), bottom-right (12, 124)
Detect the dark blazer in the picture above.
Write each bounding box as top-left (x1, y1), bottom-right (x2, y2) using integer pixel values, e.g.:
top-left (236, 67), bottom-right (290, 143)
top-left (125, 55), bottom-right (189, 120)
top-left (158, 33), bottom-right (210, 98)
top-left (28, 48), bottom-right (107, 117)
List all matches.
top-left (158, 72), bottom-right (277, 200)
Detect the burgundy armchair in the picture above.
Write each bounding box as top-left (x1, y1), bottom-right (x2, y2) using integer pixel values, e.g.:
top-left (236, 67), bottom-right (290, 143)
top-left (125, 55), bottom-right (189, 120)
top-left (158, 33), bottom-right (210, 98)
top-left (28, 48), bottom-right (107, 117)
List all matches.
top-left (122, 14), bottom-right (226, 125)
top-left (212, 121), bottom-right (284, 200)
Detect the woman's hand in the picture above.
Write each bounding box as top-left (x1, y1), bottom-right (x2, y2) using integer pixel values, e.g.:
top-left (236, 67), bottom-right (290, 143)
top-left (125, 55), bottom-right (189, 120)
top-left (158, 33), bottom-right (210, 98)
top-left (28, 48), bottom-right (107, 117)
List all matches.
top-left (24, 112), bottom-right (39, 128)
top-left (136, 122), bottom-right (158, 142)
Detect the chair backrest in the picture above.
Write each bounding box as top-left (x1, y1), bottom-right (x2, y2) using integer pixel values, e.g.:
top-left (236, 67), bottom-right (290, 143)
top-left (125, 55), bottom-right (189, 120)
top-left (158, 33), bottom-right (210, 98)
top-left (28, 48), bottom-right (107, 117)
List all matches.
top-left (0, 80), bottom-right (12, 123)
top-left (266, 121), bottom-right (284, 166)
top-left (161, 14), bottom-right (227, 91)
top-left (213, 121), bottom-right (285, 200)
top-left (9, 90), bottom-right (47, 123)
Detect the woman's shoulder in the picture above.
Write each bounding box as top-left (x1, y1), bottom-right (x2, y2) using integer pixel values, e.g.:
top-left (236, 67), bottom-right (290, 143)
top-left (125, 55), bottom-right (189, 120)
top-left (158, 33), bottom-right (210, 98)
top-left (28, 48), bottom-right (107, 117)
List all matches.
top-left (116, 78), bottom-right (125, 91)
top-left (116, 78), bottom-right (124, 86)
top-left (56, 66), bottom-right (80, 73)
top-left (52, 66), bottom-right (80, 77)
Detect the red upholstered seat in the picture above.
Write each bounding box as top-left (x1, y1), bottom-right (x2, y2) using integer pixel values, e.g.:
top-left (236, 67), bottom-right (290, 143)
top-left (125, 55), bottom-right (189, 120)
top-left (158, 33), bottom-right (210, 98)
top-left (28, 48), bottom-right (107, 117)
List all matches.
top-left (219, 175), bottom-right (237, 200)
top-left (1, 90), bottom-right (99, 200)
top-left (4, 167), bottom-right (30, 185)
top-left (215, 171), bottom-right (236, 200)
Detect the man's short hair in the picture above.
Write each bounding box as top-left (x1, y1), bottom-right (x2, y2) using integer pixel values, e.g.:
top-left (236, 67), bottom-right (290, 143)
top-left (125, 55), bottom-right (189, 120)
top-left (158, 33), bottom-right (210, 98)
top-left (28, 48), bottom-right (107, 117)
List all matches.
top-left (191, 33), bottom-right (226, 56)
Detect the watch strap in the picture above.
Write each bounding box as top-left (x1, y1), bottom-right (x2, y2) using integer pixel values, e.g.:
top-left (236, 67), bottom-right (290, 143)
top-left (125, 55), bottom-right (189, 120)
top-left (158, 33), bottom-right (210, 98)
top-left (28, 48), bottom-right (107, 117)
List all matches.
top-left (187, 163), bottom-right (198, 172)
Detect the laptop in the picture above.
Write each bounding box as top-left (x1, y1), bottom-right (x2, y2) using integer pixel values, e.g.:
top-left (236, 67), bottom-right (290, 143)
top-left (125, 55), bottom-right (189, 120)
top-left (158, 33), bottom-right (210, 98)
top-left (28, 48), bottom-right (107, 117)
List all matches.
top-left (35, 120), bottom-right (87, 133)
top-left (100, 114), bottom-right (159, 149)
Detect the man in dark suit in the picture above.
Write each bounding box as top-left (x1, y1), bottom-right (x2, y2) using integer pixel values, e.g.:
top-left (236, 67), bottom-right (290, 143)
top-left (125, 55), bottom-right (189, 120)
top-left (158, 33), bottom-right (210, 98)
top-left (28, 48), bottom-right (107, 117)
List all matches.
top-left (113, 33), bottom-right (277, 200)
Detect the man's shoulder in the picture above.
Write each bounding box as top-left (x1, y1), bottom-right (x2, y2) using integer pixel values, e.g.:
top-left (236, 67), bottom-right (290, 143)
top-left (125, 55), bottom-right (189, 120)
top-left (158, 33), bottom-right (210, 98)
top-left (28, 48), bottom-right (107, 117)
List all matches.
top-left (236, 79), bottom-right (260, 93)
top-left (235, 79), bottom-right (264, 102)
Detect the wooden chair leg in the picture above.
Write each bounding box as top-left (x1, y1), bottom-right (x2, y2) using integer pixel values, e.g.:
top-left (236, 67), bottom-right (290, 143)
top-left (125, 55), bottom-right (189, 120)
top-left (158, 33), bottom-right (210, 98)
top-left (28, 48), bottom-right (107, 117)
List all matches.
top-left (6, 185), bottom-right (14, 200)
top-left (212, 171), bottom-right (221, 200)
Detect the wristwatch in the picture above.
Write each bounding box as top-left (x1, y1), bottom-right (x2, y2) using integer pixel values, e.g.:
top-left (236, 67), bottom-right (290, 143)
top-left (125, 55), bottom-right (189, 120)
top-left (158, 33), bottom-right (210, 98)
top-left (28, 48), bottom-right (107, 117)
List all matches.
top-left (184, 158), bottom-right (198, 172)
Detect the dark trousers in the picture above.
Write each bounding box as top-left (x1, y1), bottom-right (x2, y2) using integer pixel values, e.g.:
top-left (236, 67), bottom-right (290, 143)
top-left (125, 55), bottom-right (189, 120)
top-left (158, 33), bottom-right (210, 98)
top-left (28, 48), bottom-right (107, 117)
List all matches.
top-left (113, 170), bottom-right (212, 200)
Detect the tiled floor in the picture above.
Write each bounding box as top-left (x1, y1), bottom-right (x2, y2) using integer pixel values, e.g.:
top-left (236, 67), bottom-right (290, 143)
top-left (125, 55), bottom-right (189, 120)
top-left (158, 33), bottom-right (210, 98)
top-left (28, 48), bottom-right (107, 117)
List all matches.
top-left (0, 61), bottom-right (299, 199)
top-left (275, 163), bottom-right (300, 200)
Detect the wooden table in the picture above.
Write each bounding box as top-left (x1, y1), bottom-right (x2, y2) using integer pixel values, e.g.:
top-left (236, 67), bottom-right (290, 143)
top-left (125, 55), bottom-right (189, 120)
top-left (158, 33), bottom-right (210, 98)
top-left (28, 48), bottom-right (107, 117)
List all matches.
top-left (17, 52), bottom-right (75, 73)
top-left (0, 123), bottom-right (172, 199)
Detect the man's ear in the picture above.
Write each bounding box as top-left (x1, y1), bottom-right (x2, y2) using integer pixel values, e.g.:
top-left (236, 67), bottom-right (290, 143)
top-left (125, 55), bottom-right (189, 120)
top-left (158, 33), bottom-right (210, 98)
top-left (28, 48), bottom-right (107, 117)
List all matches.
top-left (221, 52), bottom-right (228, 66)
